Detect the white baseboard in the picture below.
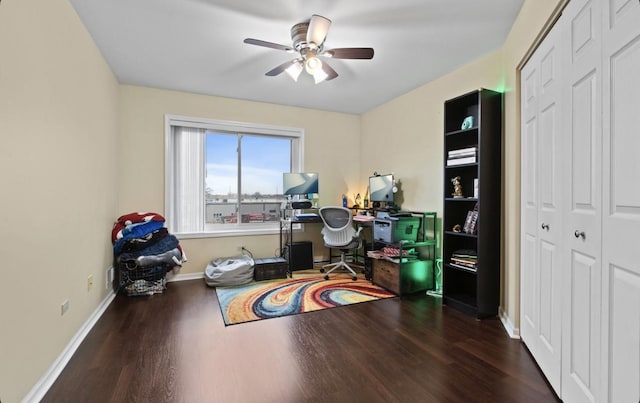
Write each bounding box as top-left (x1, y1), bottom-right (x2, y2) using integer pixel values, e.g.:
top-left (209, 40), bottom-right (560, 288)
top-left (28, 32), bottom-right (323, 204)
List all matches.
top-left (23, 290), bottom-right (117, 403)
top-left (499, 306), bottom-right (520, 339)
top-left (166, 271), bottom-right (204, 282)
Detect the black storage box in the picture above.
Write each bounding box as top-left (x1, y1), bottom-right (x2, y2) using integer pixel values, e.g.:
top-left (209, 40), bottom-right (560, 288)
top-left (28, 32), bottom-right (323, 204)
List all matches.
top-left (253, 257), bottom-right (288, 281)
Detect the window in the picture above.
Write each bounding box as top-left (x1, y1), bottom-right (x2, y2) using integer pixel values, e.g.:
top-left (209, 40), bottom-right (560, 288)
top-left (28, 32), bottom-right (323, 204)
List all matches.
top-left (165, 115), bottom-right (304, 237)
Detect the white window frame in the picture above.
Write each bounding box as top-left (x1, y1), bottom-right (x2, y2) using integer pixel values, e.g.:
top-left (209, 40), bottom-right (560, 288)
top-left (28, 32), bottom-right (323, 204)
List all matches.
top-left (165, 114), bottom-right (304, 238)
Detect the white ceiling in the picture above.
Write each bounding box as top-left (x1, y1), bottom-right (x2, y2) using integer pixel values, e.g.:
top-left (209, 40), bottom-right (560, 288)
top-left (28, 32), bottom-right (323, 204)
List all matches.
top-left (69, 0), bottom-right (524, 115)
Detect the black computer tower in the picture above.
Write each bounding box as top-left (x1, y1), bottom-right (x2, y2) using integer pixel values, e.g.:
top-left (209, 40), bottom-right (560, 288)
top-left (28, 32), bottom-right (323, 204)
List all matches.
top-left (284, 241), bottom-right (313, 271)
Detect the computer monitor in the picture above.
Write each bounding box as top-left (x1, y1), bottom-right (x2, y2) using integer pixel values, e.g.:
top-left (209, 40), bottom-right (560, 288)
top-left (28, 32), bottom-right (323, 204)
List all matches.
top-left (283, 172), bottom-right (319, 196)
top-left (369, 174), bottom-right (394, 203)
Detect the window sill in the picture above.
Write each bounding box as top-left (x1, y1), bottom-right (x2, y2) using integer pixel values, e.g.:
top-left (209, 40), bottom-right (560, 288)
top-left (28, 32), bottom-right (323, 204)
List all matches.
top-left (175, 227), bottom-right (282, 239)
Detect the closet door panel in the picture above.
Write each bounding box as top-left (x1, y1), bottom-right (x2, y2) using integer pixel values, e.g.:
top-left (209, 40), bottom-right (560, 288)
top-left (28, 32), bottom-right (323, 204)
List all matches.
top-left (523, 110), bottom-right (539, 230)
top-left (539, 104), bottom-right (558, 212)
top-left (538, 240), bottom-right (557, 344)
top-left (609, 266), bottom-right (640, 403)
top-left (520, 17), bottom-right (564, 395)
top-left (610, 40), bottom-right (640, 209)
top-left (521, 63), bottom-right (539, 342)
top-left (522, 64), bottom-right (539, 229)
top-left (521, 233), bottom-right (538, 330)
top-left (608, 0), bottom-right (637, 27)
top-left (535, 34), bottom-right (564, 395)
top-left (571, 74), bottom-right (597, 208)
top-left (566, 251), bottom-right (598, 395)
top-left (602, 1), bottom-right (640, 401)
top-left (562, 0), bottom-right (603, 401)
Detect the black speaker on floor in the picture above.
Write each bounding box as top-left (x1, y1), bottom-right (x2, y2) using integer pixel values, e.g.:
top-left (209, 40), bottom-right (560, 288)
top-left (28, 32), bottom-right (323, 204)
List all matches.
top-left (284, 241), bottom-right (313, 271)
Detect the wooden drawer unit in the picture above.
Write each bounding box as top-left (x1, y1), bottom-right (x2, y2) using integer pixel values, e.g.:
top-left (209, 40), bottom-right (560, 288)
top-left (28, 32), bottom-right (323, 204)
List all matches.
top-left (373, 259), bottom-right (400, 294)
top-left (372, 258), bottom-right (433, 296)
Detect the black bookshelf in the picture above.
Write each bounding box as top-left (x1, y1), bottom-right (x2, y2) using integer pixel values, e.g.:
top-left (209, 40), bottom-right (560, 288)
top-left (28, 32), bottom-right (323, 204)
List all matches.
top-left (442, 89), bottom-right (502, 318)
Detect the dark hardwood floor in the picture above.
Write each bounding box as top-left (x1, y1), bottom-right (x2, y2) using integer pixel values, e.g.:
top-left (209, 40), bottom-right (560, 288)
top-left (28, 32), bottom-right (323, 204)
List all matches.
top-left (42, 278), bottom-right (559, 403)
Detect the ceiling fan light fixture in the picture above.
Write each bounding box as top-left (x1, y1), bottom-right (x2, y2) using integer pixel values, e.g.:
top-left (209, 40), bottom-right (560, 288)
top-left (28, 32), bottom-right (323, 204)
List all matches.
top-left (307, 15), bottom-right (331, 46)
top-left (244, 13), bottom-right (374, 84)
top-left (304, 55), bottom-right (322, 74)
top-left (312, 69), bottom-right (329, 84)
top-left (285, 60), bottom-right (303, 81)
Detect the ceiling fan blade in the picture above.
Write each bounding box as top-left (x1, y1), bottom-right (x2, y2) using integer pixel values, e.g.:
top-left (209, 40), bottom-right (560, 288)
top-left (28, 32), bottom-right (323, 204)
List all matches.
top-left (265, 59), bottom-right (298, 76)
top-left (322, 47), bottom-right (374, 59)
top-left (321, 61), bottom-right (338, 81)
top-left (307, 15), bottom-right (331, 46)
top-left (244, 38), bottom-right (294, 53)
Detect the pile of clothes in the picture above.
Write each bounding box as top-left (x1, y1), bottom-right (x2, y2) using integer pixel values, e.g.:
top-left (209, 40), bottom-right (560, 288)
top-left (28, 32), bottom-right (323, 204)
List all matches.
top-left (112, 212), bottom-right (187, 296)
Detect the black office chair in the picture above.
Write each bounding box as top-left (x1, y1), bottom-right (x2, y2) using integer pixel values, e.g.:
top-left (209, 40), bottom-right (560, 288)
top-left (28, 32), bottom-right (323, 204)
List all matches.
top-left (318, 206), bottom-right (363, 281)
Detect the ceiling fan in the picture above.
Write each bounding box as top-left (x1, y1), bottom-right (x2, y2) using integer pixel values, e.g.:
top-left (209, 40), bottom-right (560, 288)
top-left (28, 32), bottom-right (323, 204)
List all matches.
top-left (244, 14), bottom-right (374, 84)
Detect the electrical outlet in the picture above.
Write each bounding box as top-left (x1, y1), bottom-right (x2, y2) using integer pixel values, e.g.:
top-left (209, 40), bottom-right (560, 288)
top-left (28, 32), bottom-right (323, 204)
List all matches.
top-left (61, 299), bottom-right (69, 316)
top-left (87, 274), bottom-right (94, 291)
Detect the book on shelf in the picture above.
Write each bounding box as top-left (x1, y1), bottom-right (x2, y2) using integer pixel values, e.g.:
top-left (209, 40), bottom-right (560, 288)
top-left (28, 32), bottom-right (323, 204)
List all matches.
top-left (448, 153), bottom-right (476, 159)
top-left (450, 248), bottom-right (478, 271)
top-left (447, 156), bottom-right (477, 166)
top-left (462, 203), bottom-right (479, 234)
top-left (449, 262), bottom-right (477, 272)
top-left (452, 249), bottom-right (477, 259)
top-left (469, 203), bottom-right (479, 234)
top-left (448, 146), bottom-right (477, 158)
top-left (451, 257), bottom-right (477, 266)
top-left (451, 249), bottom-right (477, 269)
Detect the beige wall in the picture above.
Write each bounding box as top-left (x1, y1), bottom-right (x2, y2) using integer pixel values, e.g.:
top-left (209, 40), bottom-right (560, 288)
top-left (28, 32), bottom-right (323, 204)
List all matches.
top-left (118, 86), bottom-right (361, 274)
top-left (0, 0), bottom-right (120, 401)
top-left (0, 0), bottom-right (564, 401)
top-left (361, 49), bottom-right (505, 251)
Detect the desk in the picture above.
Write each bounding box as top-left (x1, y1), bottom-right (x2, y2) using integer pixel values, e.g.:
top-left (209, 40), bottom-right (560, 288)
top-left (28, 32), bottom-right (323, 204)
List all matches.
top-left (280, 210), bottom-right (371, 278)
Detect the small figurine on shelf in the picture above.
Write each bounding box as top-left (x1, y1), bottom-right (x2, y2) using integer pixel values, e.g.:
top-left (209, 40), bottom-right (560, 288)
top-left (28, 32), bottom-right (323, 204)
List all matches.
top-left (363, 187), bottom-right (369, 208)
top-left (451, 176), bottom-right (464, 198)
top-left (461, 116), bottom-right (474, 130)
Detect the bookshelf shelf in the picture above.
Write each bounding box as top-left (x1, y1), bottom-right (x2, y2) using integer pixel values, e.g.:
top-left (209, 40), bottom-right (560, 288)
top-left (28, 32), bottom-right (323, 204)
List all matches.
top-left (445, 127), bottom-right (478, 136)
top-left (444, 231), bottom-right (478, 238)
top-left (442, 88), bottom-right (502, 318)
top-left (444, 198), bottom-right (478, 202)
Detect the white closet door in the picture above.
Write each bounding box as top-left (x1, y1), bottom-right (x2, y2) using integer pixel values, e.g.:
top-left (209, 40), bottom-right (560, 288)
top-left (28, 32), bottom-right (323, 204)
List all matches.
top-left (601, 1), bottom-right (640, 402)
top-left (520, 16), bottom-right (564, 395)
top-left (561, 0), bottom-right (603, 402)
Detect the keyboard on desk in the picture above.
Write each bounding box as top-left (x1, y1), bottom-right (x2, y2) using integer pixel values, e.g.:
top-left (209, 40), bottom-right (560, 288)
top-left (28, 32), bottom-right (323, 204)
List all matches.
top-left (294, 213), bottom-right (319, 221)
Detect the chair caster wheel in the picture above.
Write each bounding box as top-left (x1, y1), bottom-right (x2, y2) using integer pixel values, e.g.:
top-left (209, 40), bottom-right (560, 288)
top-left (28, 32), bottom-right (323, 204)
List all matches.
top-left (324, 275), bottom-right (329, 280)
top-left (352, 276), bottom-right (357, 281)
top-left (320, 268), bottom-right (325, 273)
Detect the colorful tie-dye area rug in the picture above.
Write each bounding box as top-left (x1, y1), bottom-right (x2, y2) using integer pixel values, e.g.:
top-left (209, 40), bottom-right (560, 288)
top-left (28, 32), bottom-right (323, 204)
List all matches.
top-left (214, 270), bottom-right (396, 325)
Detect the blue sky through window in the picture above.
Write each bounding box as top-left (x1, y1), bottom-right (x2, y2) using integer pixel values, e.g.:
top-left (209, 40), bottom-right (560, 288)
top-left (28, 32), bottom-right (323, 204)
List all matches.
top-left (206, 132), bottom-right (291, 196)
